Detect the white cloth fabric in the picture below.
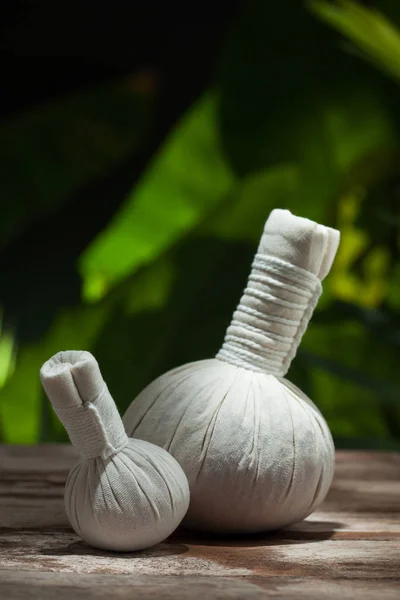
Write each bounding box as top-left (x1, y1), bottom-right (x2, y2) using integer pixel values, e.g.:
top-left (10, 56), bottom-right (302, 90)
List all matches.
top-left (217, 209), bottom-right (339, 375)
top-left (41, 351), bottom-right (190, 551)
top-left (123, 209), bottom-right (340, 533)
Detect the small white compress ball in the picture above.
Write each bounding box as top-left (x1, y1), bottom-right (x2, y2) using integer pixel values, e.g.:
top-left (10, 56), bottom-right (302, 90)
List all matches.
top-left (123, 209), bottom-right (340, 534)
top-left (40, 350), bottom-right (189, 551)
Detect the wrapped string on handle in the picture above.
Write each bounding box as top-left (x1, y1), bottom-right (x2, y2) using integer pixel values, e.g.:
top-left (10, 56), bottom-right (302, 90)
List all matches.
top-left (218, 209), bottom-right (339, 375)
top-left (217, 255), bottom-right (322, 375)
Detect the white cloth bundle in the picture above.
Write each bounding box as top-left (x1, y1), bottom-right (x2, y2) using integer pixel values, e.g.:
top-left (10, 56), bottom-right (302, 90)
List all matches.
top-left (40, 351), bottom-right (190, 551)
top-left (123, 209), bottom-right (340, 533)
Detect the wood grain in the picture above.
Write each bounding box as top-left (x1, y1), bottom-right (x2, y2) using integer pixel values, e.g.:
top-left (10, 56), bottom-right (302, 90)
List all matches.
top-left (1, 446), bottom-right (399, 599)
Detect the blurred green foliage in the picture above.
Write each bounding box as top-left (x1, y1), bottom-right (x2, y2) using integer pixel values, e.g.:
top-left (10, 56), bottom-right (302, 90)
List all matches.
top-left (1, 0), bottom-right (400, 449)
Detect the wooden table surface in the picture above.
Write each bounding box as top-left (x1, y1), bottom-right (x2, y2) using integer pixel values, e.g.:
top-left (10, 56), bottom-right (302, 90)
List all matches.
top-left (0, 446), bottom-right (399, 599)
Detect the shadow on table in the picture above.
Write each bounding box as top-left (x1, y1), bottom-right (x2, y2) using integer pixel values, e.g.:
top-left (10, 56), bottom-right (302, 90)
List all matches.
top-left (39, 540), bottom-right (190, 559)
top-left (172, 520), bottom-right (345, 547)
top-left (38, 519), bottom-right (344, 558)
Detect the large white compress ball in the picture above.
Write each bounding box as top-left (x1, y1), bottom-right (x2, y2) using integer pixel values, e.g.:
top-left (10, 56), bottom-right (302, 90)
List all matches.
top-left (41, 351), bottom-right (190, 551)
top-left (123, 209), bottom-right (340, 533)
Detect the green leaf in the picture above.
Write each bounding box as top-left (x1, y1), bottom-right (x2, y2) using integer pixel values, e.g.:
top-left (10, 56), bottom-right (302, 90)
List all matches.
top-left (219, 0), bottom-right (395, 214)
top-left (0, 315), bottom-right (15, 389)
top-left (0, 75), bottom-right (154, 247)
top-left (4, 2), bottom-right (400, 451)
top-left (79, 92), bottom-right (236, 300)
top-left (201, 164), bottom-right (299, 244)
top-left (292, 350), bottom-right (396, 445)
top-left (294, 317), bottom-right (400, 445)
top-left (0, 303), bottom-right (109, 443)
top-left (309, 0), bottom-right (400, 83)
top-left (0, 254), bottom-right (177, 443)
top-left (91, 236), bottom-right (255, 414)
top-left (314, 300), bottom-right (400, 346)
top-left (298, 348), bottom-right (400, 406)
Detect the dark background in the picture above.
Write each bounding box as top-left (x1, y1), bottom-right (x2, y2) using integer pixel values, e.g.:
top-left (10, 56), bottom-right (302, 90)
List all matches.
top-left (0, 0), bottom-right (239, 338)
top-left (1, 0), bottom-right (400, 449)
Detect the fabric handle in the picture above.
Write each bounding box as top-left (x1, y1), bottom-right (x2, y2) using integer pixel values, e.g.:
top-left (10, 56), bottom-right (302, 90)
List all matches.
top-left (217, 209), bottom-right (340, 376)
top-left (40, 351), bottom-right (128, 459)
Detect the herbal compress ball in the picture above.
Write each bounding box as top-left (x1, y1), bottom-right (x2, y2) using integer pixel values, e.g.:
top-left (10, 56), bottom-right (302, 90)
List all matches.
top-left (40, 351), bottom-right (190, 551)
top-left (123, 209), bottom-right (340, 533)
